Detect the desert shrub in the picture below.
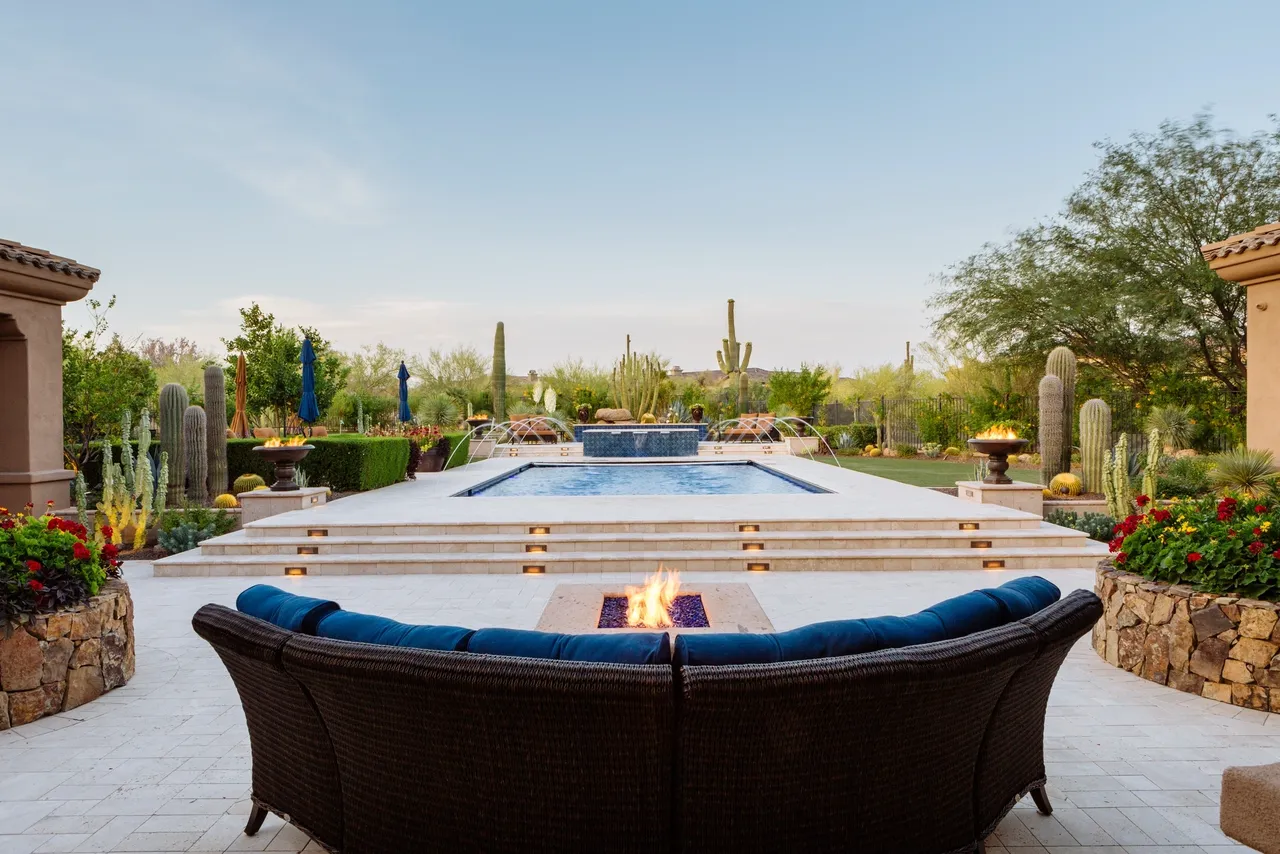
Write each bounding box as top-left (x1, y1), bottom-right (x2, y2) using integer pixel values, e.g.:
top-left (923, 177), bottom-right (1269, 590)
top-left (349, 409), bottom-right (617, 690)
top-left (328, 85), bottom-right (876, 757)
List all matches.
top-left (1, 511), bottom-right (115, 620)
top-left (1209, 447), bottom-right (1277, 499)
top-left (417, 392), bottom-right (460, 428)
top-left (921, 443), bottom-right (942, 458)
top-left (1045, 509), bottom-right (1115, 542)
top-left (917, 407), bottom-right (963, 448)
top-left (895, 443), bottom-right (917, 458)
top-left (226, 436), bottom-right (411, 492)
top-left (1156, 456), bottom-right (1214, 499)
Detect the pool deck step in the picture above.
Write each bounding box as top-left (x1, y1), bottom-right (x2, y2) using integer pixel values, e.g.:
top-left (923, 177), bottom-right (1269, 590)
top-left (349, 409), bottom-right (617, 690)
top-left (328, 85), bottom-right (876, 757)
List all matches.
top-left (153, 543), bottom-right (1108, 576)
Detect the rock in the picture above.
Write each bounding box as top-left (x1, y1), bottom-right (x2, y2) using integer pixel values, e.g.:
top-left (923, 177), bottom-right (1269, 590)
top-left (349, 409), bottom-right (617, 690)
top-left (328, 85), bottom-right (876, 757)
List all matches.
top-left (0, 690), bottom-right (7, 730)
top-left (1118, 626), bottom-right (1146, 672)
top-left (1151, 595), bottom-right (1176, 625)
top-left (1218, 629), bottom-right (1239, 644)
top-left (40, 682), bottom-right (63, 716)
top-left (1190, 638), bottom-right (1230, 681)
top-left (1117, 608), bottom-right (1140, 628)
top-left (70, 608), bottom-right (103, 641)
top-left (1272, 693), bottom-right (1280, 714)
top-left (72, 638), bottom-right (101, 669)
top-left (1232, 683), bottom-right (1267, 710)
top-left (1256, 668), bottom-right (1280, 689)
top-left (594, 408), bottom-right (633, 423)
top-left (63, 666), bottom-right (103, 711)
top-left (1105, 629), bottom-right (1119, 667)
top-left (40, 638), bottom-right (74, 684)
top-left (1190, 606), bottom-right (1235, 641)
top-left (1190, 594), bottom-right (1214, 611)
top-left (1239, 608), bottom-right (1280, 640)
top-left (1106, 591), bottom-right (1125, 623)
top-left (101, 634), bottom-right (128, 690)
top-left (1168, 669), bottom-right (1205, 695)
top-left (1230, 638), bottom-right (1279, 668)
top-left (44, 613), bottom-right (72, 639)
top-left (1203, 682), bottom-right (1233, 703)
top-left (0, 628), bottom-right (43, 692)
top-left (8, 684), bottom-right (61, 725)
top-left (1223, 659), bottom-right (1254, 684)
top-left (1142, 629), bottom-right (1171, 683)
top-left (1221, 603), bottom-right (1242, 621)
top-left (1170, 618), bottom-right (1196, 671)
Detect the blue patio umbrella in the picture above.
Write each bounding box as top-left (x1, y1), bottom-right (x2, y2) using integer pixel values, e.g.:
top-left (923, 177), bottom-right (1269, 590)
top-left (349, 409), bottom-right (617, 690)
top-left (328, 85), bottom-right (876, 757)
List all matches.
top-left (397, 361), bottom-right (412, 422)
top-left (298, 338), bottom-right (320, 424)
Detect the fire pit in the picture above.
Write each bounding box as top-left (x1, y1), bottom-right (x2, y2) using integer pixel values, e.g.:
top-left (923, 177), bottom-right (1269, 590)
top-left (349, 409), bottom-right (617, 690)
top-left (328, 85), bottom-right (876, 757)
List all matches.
top-left (537, 574), bottom-right (773, 635)
top-left (252, 436), bottom-right (314, 491)
top-left (967, 426), bottom-right (1029, 485)
top-left (598, 569), bottom-right (710, 629)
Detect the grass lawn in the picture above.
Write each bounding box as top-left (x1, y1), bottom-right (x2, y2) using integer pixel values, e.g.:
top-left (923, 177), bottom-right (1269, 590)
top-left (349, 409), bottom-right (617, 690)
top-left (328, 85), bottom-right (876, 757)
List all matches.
top-left (814, 455), bottom-right (1041, 488)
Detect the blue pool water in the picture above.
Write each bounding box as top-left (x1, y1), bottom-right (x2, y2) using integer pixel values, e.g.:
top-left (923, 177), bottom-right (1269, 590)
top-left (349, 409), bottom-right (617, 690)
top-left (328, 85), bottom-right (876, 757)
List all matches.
top-left (463, 462), bottom-right (824, 497)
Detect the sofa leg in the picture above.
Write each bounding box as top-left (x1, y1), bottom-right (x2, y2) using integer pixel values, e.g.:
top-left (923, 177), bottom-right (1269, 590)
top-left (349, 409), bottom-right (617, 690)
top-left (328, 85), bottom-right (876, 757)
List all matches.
top-left (245, 804), bottom-right (268, 836)
top-left (976, 840), bottom-right (986, 854)
top-left (1030, 785), bottom-right (1052, 816)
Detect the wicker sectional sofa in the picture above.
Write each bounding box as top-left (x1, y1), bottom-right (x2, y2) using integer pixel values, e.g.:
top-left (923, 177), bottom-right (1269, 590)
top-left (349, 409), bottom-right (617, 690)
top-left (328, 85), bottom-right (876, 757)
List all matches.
top-left (194, 578), bottom-right (1101, 854)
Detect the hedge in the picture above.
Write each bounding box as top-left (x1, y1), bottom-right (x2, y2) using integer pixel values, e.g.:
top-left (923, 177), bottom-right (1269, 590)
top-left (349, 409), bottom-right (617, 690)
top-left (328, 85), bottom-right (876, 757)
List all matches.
top-left (441, 431), bottom-right (471, 469)
top-left (226, 436), bottom-right (410, 493)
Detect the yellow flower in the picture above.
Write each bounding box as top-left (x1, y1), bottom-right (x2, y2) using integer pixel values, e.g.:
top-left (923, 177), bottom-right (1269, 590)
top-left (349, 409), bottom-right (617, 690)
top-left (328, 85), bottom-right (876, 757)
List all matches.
top-left (1262, 521), bottom-right (1272, 532)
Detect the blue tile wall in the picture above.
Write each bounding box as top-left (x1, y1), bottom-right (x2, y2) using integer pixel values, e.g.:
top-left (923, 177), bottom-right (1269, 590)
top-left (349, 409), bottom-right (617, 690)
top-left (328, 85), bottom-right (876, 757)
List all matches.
top-left (583, 428), bottom-right (700, 457)
top-left (574, 423), bottom-right (709, 442)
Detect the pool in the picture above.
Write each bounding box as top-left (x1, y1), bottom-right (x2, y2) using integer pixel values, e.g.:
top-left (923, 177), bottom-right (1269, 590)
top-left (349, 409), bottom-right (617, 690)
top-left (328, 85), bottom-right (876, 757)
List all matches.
top-left (460, 462), bottom-right (826, 497)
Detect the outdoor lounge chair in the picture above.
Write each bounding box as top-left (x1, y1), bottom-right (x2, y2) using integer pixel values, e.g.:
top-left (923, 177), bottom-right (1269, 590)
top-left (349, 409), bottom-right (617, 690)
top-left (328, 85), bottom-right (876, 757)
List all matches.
top-left (722, 412), bottom-right (778, 442)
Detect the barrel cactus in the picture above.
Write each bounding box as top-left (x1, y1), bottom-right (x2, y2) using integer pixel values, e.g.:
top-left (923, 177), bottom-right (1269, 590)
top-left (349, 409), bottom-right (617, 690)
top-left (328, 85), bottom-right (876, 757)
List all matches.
top-left (1048, 472), bottom-right (1082, 496)
top-left (1038, 374), bottom-right (1064, 487)
top-left (1079, 398), bottom-right (1111, 494)
top-left (183, 405), bottom-right (208, 504)
top-left (213, 493), bottom-right (239, 509)
top-left (159, 383), bottom-right (188, 506)
top-left (492, 321), bottom-right (507, 424)
top-left (233, 473), bottom-right (266, 494)
top-left (204, 366), bottom-right (228, 499)
top-left (1045, 346), bottom-right (1076, 475)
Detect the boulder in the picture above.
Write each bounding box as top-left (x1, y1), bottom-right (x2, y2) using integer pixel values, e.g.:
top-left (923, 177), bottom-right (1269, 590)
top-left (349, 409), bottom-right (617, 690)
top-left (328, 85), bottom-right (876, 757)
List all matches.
top-left (1239, 608), bottom-right (1280, 640)
top-left (1118, 626), bottom-right (1146, 672)
top-left (7, 687), bottom-right (48, 726)
top-left (72, 638), bottom-right (101, 669)
top-left (1190, 605), bottom-right (1235, 641)
top-left (1223, 659), bottom-right (1254, 684)
top-left (63, 666), bottom-right (103, 711)
top-left (1170, 618), bottom-right (1196, 672)
top-left (1230, 638), bottom-right (1280, 668)
top-left (70, 607), bottom-right (104, 641)
top-left (0, 627), bottom-right (43, 692)
top-left (594, 408), bottom-right (633, 423)
top-left (1142, 628), bottom-right (1171, 683)
top-left (41, 638), bottom-right (74, 684)
top-left (1167, 669), bottom-right (1205, 695)
top-left (1190, 638), bottom-right (1230, 681)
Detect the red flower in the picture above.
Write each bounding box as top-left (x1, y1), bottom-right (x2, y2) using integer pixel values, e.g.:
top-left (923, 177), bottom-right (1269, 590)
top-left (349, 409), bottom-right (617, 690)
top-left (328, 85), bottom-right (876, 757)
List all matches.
top-left (100, 525), bottom-right (113, 540)
top-left (1135, 494), bottom-right (1150, 507)
top-left (102, 543), bottom-right (119, 560)
top-left (1108, 536), bottom-right (1125, 553)
top-left (72, 541), bottom-right (92, 561)
top-left (1274, 549), bottom-right (1280, 560)
top-left (1254, 527), bottom-right (1263, 537)
top-left (1228, 529), bottom-right (1237, 539)
top-left (1256, 505), bottom-right (1268, 514)
top-left (0, 519), bottom-right (13, 530)
top-left (1116, 552), bottom-right (1127, 564)
top-left (1187, 552), bottom-right (1203, 563)
top-left (28, 579), bottom-right (44, 591)
top-left (1152, 509), bottom-right (1171, 523)
top-left (1249, 541), bottom-right (1266, 555)
top-left (25, 560), bottom-right (40, 573)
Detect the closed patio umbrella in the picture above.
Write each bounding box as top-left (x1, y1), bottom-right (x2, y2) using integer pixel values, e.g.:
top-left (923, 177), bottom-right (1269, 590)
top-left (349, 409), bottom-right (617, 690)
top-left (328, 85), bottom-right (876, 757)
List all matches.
top-left (299, 338), bottom-right (320, 425)
top-left (230, 353), bottom-right (250, 438)
top-left (397, 361), bottom-right (412, 423)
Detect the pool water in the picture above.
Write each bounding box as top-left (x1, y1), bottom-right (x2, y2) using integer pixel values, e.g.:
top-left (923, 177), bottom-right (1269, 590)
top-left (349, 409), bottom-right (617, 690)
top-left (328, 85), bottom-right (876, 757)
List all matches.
top-left (464, 462), bottom-right (822, 497)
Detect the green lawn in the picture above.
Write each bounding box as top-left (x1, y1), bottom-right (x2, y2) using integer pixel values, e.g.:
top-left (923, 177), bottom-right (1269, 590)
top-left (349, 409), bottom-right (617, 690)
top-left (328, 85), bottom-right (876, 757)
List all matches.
top-left (814, 455), bottom-right (1040, 488)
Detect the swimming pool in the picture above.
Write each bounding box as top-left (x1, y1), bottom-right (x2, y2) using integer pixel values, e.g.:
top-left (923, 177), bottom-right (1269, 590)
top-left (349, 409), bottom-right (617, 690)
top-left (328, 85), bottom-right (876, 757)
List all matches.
top-left (460, 462), bottom-right (826, 497)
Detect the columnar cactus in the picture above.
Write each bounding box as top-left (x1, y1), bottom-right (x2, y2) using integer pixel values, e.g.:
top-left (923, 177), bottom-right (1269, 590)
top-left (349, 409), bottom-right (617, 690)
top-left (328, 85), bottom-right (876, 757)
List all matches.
top-left (183, 405), bottom-right (208, 504)
top-left (1038, 375), bottom-right (1064, 487)
top-left (1142, 427), bottom-right (1161, 501)
top-left (1105, 433), bottom-right (1134, 518)
top-left (611, 334), bottom-right (663, 416)
top-left (492, 321), bottom-right (507, 424)
top-left (159, 383), bottom-right (188, 506)
top-left (131, 409), bottom-right (155, 549)
top-left (1079, 398), bottom-right (1111, 494)
top-left (204, 366), bottom-right (228, 498)
top-left (1045, 346), bottom-right (1076, 474)
top-left (716, 298), bottom-right (753, 409)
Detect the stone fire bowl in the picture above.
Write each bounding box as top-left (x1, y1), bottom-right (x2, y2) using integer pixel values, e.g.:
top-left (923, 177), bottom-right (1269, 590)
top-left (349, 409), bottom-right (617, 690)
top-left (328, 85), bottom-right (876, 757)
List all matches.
top-left (251, 444), bottom-right (314, 465)
top-left (966, 438), bottom-right (1029, 457)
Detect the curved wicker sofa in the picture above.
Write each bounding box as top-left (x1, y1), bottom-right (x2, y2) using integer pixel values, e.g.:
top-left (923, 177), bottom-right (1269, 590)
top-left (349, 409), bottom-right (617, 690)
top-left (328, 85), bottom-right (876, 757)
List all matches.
top-left (194, 579), bottom-right (1101, 854)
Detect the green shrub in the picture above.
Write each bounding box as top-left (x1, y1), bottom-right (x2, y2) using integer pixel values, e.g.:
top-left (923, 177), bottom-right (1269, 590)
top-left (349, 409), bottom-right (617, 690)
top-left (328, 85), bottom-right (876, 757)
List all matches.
top-left (895, 443), bottom-right (918, 458)
top-left (813, 424), bottom-right (876, 451)
top-left (1209, 447), bottom-right (1277, 499)
top-left (917, 407), bottom-right (963, 448)
top-left (1045, 509), bottom-right (1116, 542)
top-left (1156, 456), bottom-right (1213, 499)
top-left (442, 431), bottom-right (471, 468)
top-left (225, 436), bottom-right (410, 493)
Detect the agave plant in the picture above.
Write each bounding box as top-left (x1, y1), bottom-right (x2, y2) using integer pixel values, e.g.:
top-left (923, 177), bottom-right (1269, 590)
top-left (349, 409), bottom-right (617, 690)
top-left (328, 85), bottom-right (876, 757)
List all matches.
top-left (1145, 405), bottom-right (1194, 451)
top-left (1209, 447), bottom-right (1278, 498)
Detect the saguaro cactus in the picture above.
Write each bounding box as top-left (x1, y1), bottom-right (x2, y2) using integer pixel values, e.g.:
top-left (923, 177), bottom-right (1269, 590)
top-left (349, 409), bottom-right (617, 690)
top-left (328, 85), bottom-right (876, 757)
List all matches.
top-left (1038, 375), bottom-right (1064, 487)
top-left (610, 334), bottom-right (663, 416)
top-left (1045, 346), bottom-right (1076, 474)
top-left (204, 366), bottom-right (228, 498)
top-left (716, 299), bottom-right (753, 409)
top-left (492, 321), bottom-right (507, 424)
top-left (159, 383), bottom-right (188, 506)
top-left (183, 405), bottom-right (208, 504)
top-left (1079, 398), bottom-right (1111, 494)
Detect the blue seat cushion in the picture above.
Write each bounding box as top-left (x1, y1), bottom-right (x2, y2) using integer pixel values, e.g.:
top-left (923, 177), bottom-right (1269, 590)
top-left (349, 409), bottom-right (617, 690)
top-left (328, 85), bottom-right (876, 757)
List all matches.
top-left (675, 576), bottom-right (1061, 666)
top-left (314, 610), bottom-right (474, 652)
top-left (236, 584), bottom-right (339, 634)
top-left (466, 628), bottom-right (671, 665)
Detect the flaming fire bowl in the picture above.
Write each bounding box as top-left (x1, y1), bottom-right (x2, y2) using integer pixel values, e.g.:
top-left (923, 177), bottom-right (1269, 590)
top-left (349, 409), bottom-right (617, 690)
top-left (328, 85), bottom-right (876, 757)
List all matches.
top-left (598, 594), bottom-right (710, 629)
top-left (252, 444), bottom-right (315, 491)
top-left (966, 438), bottom-right (1029, 485)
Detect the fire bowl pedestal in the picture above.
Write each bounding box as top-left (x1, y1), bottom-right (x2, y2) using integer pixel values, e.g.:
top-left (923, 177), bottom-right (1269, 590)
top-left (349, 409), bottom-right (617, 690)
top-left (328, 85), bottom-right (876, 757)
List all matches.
top-left (251, 444), bottom-right (315, 491)
top-left (966, 438), bottom-right (1029, 485)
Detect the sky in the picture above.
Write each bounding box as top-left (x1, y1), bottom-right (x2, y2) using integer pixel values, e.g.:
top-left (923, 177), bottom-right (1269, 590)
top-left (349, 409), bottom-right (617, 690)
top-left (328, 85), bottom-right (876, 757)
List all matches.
top-left (1, 1), bottom-right (1275, 375)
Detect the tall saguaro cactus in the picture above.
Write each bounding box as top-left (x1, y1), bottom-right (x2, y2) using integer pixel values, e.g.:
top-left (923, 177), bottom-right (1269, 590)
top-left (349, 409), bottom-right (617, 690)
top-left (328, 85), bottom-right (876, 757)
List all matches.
top-left (1079, 398), bottom-right (1111, 494)
top-left (204, 366), bottom-right (228, 498)
top-left (1038, 375), bottom-right (1065, 487)
top-left (716, 299), bottom-right (753, 409)
top-left (611, 334), bottom-right (663, 416)
top-left (492, 321), bottom-right (507, 424)
top-left (183, 405), bottom-right (208, 504)
top-left (1045, 346), bottom-right (1076, 474)
top-left (159, 383), bottom-right (188, 506)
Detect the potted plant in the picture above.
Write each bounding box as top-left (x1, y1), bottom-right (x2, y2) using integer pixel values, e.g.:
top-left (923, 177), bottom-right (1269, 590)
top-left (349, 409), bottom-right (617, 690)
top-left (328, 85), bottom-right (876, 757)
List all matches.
top-left (690, 403), bottom-right (705, 423)
top-left (414, 427), bottom-right (449, 473)
top-left (576, 403), bottom-right (592, 423)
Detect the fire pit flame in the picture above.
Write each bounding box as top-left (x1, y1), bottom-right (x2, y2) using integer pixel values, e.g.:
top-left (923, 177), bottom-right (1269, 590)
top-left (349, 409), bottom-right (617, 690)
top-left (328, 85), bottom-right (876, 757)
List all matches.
top-left (262, 435), bottom-right (307, 448)
top-left (625, 567), bottom-right (681, 628)
top-left (974, 426), bottom-right (1019, 440)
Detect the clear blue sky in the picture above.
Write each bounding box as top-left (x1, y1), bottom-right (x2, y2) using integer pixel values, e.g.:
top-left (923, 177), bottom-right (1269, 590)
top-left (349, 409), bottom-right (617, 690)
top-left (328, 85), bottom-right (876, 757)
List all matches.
top-left (1, 1), bottom-right (1274, 373)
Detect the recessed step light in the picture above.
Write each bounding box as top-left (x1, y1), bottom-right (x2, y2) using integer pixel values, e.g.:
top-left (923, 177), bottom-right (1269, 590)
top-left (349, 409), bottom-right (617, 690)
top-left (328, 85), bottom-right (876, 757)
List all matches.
top-left (746, 562), bottom-right (770, 572)
top-left (742, 543), bottom-right (765, 551)
top-left (738, 524), bottom-right (760, 533)
top-left (297, 546), bottom-right (318, 555)
top-left (982, 559), bottom-right (1005, 569)
top-left (522, 565), bottom-right (546, 574)
top-left (284, 567), bottom-right (307, 576)
top-left (307, 529), bottom-right (328, 537)
top-left (969, 541), bottom-right (992, 549)
top-left (960, 523), bottom-right (980, 531)
top-left (525, 544), bottom-right (547, 553)
top-left (529, 526), bottom-right (551, 535)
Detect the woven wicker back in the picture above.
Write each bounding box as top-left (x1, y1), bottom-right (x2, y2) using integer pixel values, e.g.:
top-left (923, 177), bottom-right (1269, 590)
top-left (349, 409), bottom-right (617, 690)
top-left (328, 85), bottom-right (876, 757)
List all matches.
top-left (191, 605), bottom-right (344, 849)
top-left (281, 636), bottom-right (676, 854)
top-left (676, 621), bottom-right (1038, 854)
top-left (974, 589), bottom-right (1103, 836)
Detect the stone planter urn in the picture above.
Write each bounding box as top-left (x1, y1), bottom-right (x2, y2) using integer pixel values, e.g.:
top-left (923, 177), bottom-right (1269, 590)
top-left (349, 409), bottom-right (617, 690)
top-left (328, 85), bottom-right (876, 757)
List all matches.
top-left (0, 579), bottom-right (135, 729)
top-left (417, 439), bottom-right (449, 473)
top-left (252, 444), bottom-right (314, 491)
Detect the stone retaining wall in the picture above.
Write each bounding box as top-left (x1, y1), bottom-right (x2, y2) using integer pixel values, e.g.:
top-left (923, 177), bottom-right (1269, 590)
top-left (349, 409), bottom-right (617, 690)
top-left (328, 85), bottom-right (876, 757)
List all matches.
top-left (0, 579), bottom-right (134, 728)
top-left (1093, 564), bottom-right (1280, 712)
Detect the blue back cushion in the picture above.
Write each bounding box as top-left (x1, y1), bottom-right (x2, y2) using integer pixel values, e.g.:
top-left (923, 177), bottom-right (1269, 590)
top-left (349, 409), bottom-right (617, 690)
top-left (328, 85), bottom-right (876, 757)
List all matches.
top-left (315, 610), bottom-right (473, 652)
top-left (467, 628), bottom-right (672, 665)
top-left (674, 576), bottom-right (1061, 666)
top-left (236, 584), bottom-right (339, 633)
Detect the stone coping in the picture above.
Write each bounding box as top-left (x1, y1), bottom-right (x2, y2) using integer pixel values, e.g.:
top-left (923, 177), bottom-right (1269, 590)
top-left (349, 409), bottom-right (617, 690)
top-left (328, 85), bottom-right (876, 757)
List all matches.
top-left (0, 579), bottom-right (135, 729)
top-left (1092, 564), bottom-right (1280, 712)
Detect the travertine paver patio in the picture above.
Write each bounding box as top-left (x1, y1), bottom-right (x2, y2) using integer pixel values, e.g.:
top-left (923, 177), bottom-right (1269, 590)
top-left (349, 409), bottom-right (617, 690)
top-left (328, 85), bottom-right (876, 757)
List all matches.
top-left (0, 566), bottom-right (1269, 853)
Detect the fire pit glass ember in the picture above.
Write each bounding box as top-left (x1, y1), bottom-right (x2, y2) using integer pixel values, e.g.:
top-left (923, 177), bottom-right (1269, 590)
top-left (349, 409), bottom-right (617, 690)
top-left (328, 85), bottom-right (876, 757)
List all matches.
top-left (252, 436), bottom-right (314, 491)
top-left (599, 594), bottom-right (709, 629)
top-left (599, 567), bottom-right (709, 629)
top-left (966, 426), bottom-right (1029, 485)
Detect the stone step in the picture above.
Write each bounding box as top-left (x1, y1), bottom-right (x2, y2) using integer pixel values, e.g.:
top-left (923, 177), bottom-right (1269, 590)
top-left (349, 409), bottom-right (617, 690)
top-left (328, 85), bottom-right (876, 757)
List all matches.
top-left (200, 526), bottom-right (1092, 556)
top-left (153, 544), bottom-right (1108, 577)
